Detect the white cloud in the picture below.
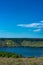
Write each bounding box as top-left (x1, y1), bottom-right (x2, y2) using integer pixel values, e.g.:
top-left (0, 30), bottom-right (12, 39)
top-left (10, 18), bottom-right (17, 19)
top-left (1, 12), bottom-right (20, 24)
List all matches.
top-left (17, 20), bottom-right (43, 32)
top-left (17, 23), bottom-right (40, 27)
top-left (40, 20), bottom-right (43, 23)
top-left (33, 29), bottom-right (41, 32)
top-left (17, 23), bottom-right (43, 28)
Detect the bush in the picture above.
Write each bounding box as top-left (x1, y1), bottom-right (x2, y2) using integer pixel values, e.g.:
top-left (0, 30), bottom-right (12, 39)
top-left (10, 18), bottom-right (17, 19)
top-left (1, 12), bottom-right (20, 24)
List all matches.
top-left (0, 52), bottom-right (24, 58)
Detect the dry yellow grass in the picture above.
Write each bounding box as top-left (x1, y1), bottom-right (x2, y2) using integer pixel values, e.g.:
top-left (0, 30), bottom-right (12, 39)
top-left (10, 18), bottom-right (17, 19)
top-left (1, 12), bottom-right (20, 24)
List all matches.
top-left (0, 58), bottom-right (43, 65)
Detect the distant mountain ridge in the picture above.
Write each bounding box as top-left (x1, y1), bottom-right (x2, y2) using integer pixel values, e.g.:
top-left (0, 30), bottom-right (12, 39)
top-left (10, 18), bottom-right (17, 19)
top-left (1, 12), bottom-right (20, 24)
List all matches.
top-left (0, 38), bottom-right (43, 47)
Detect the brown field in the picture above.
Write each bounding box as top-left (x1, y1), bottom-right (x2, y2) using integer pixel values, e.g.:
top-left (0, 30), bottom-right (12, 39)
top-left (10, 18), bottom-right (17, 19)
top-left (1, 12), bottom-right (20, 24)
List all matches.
top-left (0, 58), bottom-right (43, 65)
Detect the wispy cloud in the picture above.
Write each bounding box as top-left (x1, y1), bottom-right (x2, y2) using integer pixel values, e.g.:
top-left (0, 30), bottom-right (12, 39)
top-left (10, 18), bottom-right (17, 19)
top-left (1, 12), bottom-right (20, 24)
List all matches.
top-left (17, 20), bottom-right (43, 32)
top-left (17, 23), bottom-right (41, 28)
top-left (40, 20), bottom-right (43, 23)
top-left (33, 29), bottom-right (41, 32)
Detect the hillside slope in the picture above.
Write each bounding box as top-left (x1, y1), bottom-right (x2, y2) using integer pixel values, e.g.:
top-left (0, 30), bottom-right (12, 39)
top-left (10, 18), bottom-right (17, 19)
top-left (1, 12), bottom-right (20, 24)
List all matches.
top-left (0, 38), bottom-right (43, 47)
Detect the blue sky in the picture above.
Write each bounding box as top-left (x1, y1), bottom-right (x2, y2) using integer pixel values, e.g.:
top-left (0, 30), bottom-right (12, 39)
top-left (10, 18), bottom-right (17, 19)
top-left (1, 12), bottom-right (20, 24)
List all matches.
top-left (0, 0), bottom-right (43, 38)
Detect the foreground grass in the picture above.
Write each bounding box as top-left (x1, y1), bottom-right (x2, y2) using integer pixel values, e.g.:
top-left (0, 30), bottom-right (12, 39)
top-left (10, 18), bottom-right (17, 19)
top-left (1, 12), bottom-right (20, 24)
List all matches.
top-left (0, 52), bottom-right (43, 65)
top-left (0, 58), bottom-right (43, 65)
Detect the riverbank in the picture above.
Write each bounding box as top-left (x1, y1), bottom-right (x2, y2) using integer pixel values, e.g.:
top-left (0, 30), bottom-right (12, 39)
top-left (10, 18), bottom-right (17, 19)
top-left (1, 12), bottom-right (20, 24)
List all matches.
top-left (0, 52), bottom-right (24, 58)
top-left (0, 47), bottom-right (43, 57)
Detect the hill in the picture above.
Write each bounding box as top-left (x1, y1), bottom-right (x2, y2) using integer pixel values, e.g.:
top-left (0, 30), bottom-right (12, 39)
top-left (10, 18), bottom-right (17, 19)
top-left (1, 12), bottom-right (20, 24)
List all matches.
top-left (0, 38), bottom-right (43, 47)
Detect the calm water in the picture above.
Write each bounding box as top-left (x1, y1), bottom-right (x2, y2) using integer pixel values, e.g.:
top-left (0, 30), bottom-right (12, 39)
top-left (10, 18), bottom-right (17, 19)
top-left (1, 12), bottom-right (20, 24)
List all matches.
top-left (0, 47), bottom-right (43, 57)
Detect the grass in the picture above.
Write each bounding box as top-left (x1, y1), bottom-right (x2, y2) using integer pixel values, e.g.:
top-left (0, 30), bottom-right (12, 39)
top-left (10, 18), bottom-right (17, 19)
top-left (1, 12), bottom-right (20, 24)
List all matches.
top-left (0, 52), bottom-right (43, 65)
top-left (0, 58), bottom-right (43, 65)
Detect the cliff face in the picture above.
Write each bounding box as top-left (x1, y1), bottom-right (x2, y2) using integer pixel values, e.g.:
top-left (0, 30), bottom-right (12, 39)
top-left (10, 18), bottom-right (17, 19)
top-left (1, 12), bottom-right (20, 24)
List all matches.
top-left (0, 38), bottom-right (43, 47)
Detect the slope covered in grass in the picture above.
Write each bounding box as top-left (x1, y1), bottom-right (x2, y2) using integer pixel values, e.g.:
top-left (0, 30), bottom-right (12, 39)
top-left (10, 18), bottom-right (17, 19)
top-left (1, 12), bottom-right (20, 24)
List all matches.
top-left (0, 38), bottom-right (43, 47)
